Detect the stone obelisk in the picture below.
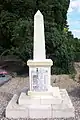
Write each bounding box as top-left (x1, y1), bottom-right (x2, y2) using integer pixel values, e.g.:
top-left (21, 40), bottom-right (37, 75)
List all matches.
top-left (34, 10), bottom-right (46, 60)
top-left (27, 10), bottom-right (53, 92)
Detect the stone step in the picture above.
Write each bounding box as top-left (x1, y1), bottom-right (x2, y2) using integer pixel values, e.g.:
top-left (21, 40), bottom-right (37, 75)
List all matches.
top-left (19, 87), bottom-right (62, 105)
top-left (6, 88), bottom-right (75, 119)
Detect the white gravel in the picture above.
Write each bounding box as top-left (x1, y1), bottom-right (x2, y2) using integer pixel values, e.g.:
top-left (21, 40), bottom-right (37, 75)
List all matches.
top-left (0, 75), bottom-right (80, 120)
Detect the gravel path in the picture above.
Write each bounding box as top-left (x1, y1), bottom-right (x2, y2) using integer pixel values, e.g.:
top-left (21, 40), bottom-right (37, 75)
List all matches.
top-left (0, 75), bottom-right (80, 120)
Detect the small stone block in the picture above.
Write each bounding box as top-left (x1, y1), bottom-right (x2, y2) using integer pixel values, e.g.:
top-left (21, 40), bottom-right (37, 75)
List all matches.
top-left (52, 89), bottom-right (75, 118)
top-left (6, 94), bottom-right (29, 118)
top-left (19, 92), bottom-right (41, 105)
top-left (41, 95), bottom-right (61, 105)
top-left (52, 105), bottom-right (75, 118)
top-left (6, 109), bottom-right (29, 118)
top-left (51, 87), bottom-right (61, 98)
top-left (28, 91), bottom-right (52, 96)
top-left (53, 110), bottom-right (75, 118)
top-left (40, 87), bottom-right (62, 105)
top-left (29, 105), bottom-right (52, 118)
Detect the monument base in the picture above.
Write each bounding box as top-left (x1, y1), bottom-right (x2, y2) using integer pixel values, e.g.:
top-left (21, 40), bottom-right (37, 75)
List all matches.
top-left (6, 87), bottom-right (75, 119)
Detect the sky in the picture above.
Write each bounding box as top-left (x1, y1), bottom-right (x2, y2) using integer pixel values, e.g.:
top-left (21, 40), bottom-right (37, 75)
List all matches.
top-left (67, 0), bottom-right (80, 38)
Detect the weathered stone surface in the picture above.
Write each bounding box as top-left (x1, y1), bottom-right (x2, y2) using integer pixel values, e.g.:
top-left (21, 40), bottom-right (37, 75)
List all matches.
top-left (33, 10), bottom-right (46, 61)
top-left (29, 105), bottom-right (52, 118)
top-left (19, 87), bottom-right (62, 105)
top-left (6, 89), bottom-right (75, 118)
top-left (6, 94), bottom-right (29, 118)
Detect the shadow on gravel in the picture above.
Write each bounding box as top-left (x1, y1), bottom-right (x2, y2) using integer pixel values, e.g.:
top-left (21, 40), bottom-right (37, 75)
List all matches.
top-left (68, 87), bottom-right (80, 98)
top-left (0, 92), bottom-right (13, 101)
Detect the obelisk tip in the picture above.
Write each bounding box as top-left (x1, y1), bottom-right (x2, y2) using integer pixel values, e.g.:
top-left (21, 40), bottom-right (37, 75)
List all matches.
top-left (35, 10), bottom-right (43, 16)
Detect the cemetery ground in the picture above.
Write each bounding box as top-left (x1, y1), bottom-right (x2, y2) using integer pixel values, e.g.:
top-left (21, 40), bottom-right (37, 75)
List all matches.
top-left (0, 62), bottom-right (80, 119)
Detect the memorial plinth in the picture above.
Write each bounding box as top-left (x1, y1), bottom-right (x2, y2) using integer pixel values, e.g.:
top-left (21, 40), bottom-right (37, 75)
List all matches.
top-left (6, 10), bottom-right (75, 119)
top-left (27, 59), bottom-right (52, 91)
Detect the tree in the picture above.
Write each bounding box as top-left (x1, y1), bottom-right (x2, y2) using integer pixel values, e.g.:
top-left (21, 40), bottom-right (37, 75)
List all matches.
top-left (0, 0), bottom-right (76, 74)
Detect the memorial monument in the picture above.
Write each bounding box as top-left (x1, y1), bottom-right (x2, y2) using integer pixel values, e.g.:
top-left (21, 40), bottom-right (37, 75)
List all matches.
top-left (6, 10), bottom-right (75, 119)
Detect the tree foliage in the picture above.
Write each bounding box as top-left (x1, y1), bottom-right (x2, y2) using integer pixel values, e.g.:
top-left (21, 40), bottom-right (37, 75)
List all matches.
top-left (0, 0), bottom-right (79, 74)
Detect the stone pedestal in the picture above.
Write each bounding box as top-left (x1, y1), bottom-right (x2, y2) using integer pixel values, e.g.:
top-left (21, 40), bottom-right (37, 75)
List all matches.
top-left (27, 59), bottom-right (53, 91)
top-left (6, 87), bottom-right (75, 118)
top-left (6, 59), bottom-right (75, 119)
